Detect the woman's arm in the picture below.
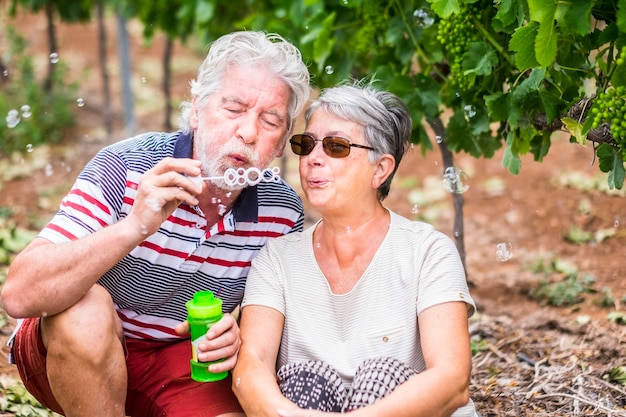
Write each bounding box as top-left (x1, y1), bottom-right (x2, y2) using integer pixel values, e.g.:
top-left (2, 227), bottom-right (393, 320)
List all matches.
top-left (232, 305), bottom-right (300, 417)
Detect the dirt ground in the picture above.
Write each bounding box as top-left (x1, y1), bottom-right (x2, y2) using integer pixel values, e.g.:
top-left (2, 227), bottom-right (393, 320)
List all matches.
top-left (1, 10), bottom-right (626, 417)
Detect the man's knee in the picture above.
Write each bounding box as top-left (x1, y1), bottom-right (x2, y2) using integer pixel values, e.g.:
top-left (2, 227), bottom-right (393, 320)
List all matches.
top-left (41, 284), bottom-right (122, 362)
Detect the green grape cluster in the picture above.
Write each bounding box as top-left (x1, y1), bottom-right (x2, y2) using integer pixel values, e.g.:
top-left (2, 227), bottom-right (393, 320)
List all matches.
top-left (436, 5), bottom-right (478, 91)
top-left (591, 86), bottom-right (626, 146)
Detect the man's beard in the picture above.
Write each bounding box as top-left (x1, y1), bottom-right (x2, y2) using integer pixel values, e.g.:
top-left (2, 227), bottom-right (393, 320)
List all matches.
top-left (194, 133), bottom-right (264, 192)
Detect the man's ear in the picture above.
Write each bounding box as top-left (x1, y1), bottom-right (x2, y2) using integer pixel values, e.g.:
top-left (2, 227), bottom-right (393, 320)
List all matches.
top-left (372, 154), bottom-right (395, 189)
top-left (189, 97), bottom-right (199, 130)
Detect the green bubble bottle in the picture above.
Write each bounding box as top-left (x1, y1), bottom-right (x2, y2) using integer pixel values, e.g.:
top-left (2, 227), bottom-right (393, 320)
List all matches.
top-left (186, 291), bottom-right (228, 382)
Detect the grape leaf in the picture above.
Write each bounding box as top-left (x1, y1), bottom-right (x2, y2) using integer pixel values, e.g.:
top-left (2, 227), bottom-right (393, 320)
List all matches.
top-left (561, 117), bottom-right (586, 145)
top-left (528, 0), bottom-right (558, 66)
top-left (556, 0), bottom-right (594, 35)
top-left (502, 131), bottom-right (522, 174)
top-left (485, 92), bottom-right (509, 122)
top-left (313, 12), bottom-right (336, 72)
top-left (510, 24), bottom-right (540, 71)
top-left (494, 0), bottom-right (517, 27)
top-left (463, 42), bottom-right (498, 76)
top-left (618, 0), bottom-right (626, 33)
top-left (597, 144), bottom-right (625, 189)
top-left (426, 0), bottom-right (460, 18)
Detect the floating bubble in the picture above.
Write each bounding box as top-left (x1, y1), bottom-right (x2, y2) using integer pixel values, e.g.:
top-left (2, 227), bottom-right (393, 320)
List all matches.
top-left (495, 241), bottom-right (513, 262)
top-left (45, 163), bottom-right (54, 177)
top-left (413, 8), bottom-right (435, 28)
top-left (442, 166), bottom-right (470, 194)
top-left (26, 144), bottom-right (34, 153)
top-left (20, 104), bottom-right (32, 118)
top-left (76, 98), bottom-right (85, 107)
top-left (325, 65), bottom-right (334, 75)
top-left (146, 197), bottom-right (162, 212)
top-left (435, 135), bottom-right (443, 143)
top-left (463, 104), bottom-right (476, 119)
top-left (2, 69), bottom-right (8, 77)
top-left (6, 109), bottom-right (20, 128)
top-left (211, 197), bottom-right (217, 204)
top-left (411, 204), bottom-right (419, 214)
top-left (50, 52), bottom-right (59, 64)
top-left (218, 204), bottom-right (227, 216)
top-left (614, 218), bottom-right (620, 228)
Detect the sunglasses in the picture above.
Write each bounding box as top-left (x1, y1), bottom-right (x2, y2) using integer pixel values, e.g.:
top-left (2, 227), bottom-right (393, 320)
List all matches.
top-left (289, 134), bottom-right (376, 158)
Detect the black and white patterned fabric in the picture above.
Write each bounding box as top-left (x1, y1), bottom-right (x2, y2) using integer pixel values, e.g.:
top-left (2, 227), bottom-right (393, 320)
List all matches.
top-left (277, 357), bottom-right (417, 412)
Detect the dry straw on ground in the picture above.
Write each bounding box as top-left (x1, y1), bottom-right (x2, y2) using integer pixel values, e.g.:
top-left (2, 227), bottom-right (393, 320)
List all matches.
top-left (470, 313), bottom-right (626, 416)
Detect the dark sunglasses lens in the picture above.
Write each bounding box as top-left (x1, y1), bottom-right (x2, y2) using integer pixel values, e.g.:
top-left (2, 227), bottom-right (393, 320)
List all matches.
top-left (290, 135), bottom-right (315, 155)
top-left (323, 137), bottom-right (350, 158)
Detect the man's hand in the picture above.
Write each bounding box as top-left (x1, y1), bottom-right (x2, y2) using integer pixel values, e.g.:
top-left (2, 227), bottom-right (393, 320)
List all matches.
top-left (175, 313), bottom-right (242, 372)
top-left (126, 157), bottom-right (202, 237)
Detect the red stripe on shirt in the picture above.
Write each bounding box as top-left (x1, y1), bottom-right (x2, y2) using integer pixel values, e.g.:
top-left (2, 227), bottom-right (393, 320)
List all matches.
top-left (46, 223), bottom-right (78, 241)
top-left (67, 189), bottom-right (111, 215)
top-left (117, 311), bottom-right (179, 337)
top-left (60, 201), bottom-right (109, 227)
top-left (138, 240), bottom-right (188, 259)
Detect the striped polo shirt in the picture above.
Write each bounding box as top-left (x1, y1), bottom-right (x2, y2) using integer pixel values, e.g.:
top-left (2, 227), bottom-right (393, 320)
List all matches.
top-left (38, 131), bottom-right (304, 341)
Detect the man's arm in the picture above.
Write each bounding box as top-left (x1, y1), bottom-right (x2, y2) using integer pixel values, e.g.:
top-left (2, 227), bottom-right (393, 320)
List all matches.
top-left (1, 157), bottom-right (202, 318)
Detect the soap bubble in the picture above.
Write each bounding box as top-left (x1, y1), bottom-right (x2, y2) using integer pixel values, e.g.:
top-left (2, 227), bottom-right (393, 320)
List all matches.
top-left (496, 242), bottom-right (513, 262)
top-left (463, 104), bottom-right (476, 119)
top-left (6, 109), bottom-right (20, 128)
top-left (442, 166), bottom-right (470, 194)
top-left (50, 52), bottom-right (59, 64)
top-left (325, 65), bottom-right (334, 75)
top-left (20, 105), bottom-right (32, 118)
top-left (411, 204), bottom-right (419, 214)
top-left (146, 197), bottom-right (162, 212)
top-left (45, 163), bottom-right (54, 177)
top-left (26, 144), bottom-right (34, 153)
top-left (76, 98), bottom-right (85, 107)
top-left (435, 135), bottom-right (443, 143)
top-left (2, 69), bottom-right (8, 78)
top-left (413, 8), bottom-right (434, 28)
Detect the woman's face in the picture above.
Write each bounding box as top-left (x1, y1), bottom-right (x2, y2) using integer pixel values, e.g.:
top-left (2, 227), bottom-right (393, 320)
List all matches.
top-left (298, 109), bottom-right (380, 214)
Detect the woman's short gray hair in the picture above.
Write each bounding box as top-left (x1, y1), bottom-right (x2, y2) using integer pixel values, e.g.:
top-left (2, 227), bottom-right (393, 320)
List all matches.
top-left (179, 31), bottom-right (310, 136)
top-left (304, 82), bottom-right (412, 200)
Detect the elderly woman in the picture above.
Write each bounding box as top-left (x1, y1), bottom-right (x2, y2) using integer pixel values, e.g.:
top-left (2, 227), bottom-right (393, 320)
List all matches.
top-left (232, 83), bottom-right (478, 417)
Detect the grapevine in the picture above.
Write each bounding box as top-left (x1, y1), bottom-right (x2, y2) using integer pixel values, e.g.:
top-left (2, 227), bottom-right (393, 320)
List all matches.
top-left (435, 2), bottom-right (479, 92)
top-left (591, 46), bottom-right (626, 153)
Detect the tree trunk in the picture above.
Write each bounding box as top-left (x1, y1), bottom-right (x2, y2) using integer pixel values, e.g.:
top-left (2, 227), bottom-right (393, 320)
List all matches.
top-left (44, 2), bottom-right (57, 93)
top-left (428, 118), bottom-right (469, 282)
top-left (116, 7), bottom-right (136, 135)
top-left (163, 37), bottom-right (173, 131)
top-left (97, 0), bottom-right (113, 134)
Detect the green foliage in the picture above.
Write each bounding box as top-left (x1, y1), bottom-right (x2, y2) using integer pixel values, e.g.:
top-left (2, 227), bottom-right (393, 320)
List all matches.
top-left (192, 0), bottom-right (626, 188)
top-left (470, 337), bottom-right (489, 355)
top-left (528, 257), bottom-right (599, 307)
top-left (0, 375), bottom-right (60, 417)
top-left (604, 365), bottom-right (626, 385)
top-left (0, 27), bottom-right (76, 157)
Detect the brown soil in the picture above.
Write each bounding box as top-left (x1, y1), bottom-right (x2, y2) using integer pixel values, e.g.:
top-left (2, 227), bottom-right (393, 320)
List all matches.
top-left (1, 9), bottom-right (626, 417)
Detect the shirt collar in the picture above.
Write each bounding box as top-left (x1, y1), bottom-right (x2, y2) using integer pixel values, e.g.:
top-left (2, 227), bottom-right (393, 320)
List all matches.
top-left (173, 131), bottom-right (259, 223)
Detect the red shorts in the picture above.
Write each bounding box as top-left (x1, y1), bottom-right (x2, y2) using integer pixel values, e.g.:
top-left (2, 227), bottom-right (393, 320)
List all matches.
top-left (12, 317), bottom-right (243, 417)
